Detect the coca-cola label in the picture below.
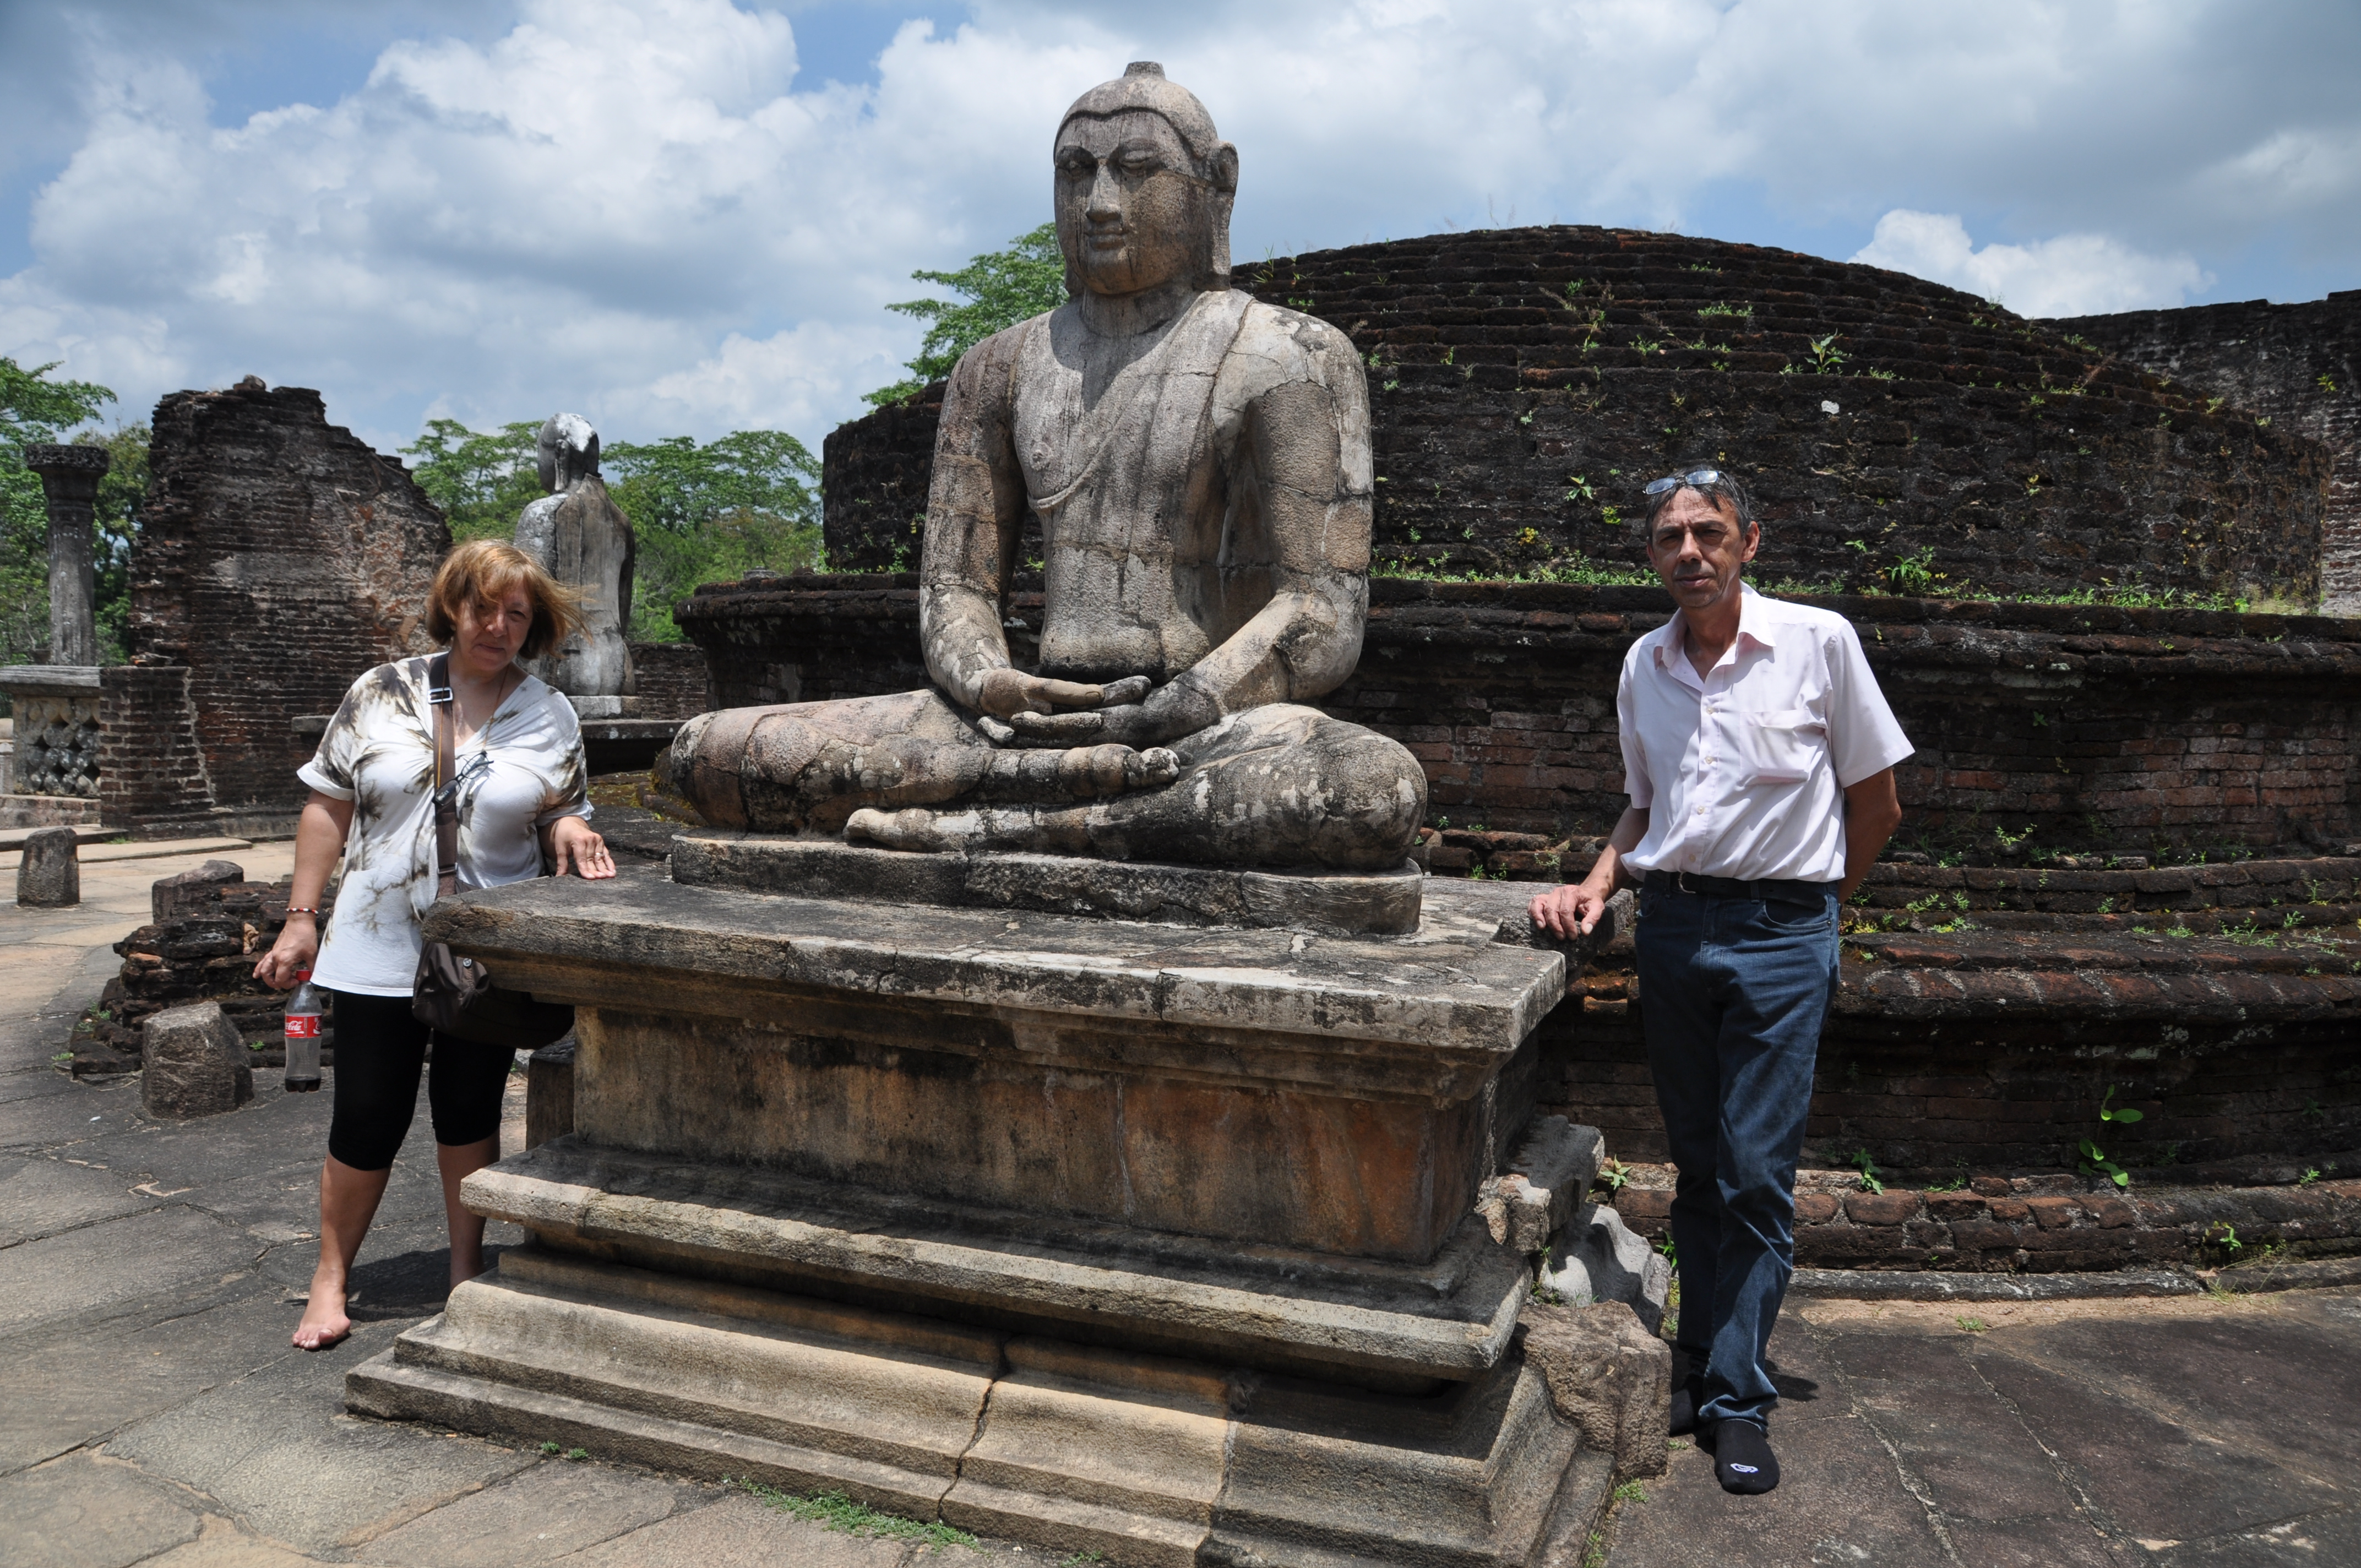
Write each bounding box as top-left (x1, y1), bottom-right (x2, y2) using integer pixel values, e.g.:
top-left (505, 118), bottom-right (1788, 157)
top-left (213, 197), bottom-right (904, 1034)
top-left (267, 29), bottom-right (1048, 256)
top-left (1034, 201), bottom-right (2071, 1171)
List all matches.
top-left (285, 1015), bottom-right (322, 1039)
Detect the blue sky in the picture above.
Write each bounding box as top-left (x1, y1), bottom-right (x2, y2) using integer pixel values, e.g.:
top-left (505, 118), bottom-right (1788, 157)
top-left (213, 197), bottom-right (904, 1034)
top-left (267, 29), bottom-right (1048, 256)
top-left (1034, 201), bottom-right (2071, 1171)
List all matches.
top-left (3, 1), bottom-right (2356, 460)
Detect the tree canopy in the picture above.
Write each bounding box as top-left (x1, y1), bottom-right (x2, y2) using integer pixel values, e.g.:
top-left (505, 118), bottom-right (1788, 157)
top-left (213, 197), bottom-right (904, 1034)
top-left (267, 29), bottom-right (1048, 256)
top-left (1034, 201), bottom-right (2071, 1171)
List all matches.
top-left (863, 222), bottom-right (1065, 407)
top-left (399, 418), bottom-right (545, 542)
top-left (602, 430), bottom-right (818, 533)
top-left (0, 358), bottom-right (124, 666)
top-left (399, 419), bottom-right (823, 641)
top-left (605, 431), bottom-right (822, 640)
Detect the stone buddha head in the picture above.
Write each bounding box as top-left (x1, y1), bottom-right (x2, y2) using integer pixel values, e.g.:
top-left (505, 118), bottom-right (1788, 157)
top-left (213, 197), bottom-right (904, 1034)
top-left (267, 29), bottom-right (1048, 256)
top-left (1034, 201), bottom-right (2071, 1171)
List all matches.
top-left (1054, 62), bottom-right (1238, 300)
top-left (537, 413), bottom-right (601, 493)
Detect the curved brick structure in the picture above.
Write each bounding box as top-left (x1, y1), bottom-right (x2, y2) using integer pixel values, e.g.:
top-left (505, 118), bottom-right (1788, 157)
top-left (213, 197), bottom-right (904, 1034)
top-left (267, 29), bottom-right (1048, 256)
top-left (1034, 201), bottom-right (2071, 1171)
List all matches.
top-left (2052, 291), bottom-right (2361, 614)
top-left (825, 225), bottom-right (2331, 605)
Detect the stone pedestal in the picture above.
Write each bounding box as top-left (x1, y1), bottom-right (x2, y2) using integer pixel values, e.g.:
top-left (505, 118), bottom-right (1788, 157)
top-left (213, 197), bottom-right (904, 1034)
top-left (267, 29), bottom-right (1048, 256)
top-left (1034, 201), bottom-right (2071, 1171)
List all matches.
top-left (15, 825), bottom-right (80, 907)
top-left (0, 666), bottom-right (102, 799)
top-left (349, 858), bottom-right (1648, 1564)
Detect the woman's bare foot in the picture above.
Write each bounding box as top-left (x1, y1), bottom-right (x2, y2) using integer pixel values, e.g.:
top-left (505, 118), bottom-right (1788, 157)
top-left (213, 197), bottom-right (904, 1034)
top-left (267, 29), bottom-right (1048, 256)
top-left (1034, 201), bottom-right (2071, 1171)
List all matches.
top-left (292, 1272), bottom-right (350, 1351)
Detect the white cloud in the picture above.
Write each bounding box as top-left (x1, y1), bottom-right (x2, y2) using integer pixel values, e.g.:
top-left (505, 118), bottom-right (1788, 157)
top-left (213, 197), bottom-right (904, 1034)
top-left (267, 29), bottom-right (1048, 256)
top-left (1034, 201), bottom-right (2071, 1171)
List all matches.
top-left (0, 0), bottom-right (2353, 458)
top-left (1850, 210), bottom-right (2210, 318)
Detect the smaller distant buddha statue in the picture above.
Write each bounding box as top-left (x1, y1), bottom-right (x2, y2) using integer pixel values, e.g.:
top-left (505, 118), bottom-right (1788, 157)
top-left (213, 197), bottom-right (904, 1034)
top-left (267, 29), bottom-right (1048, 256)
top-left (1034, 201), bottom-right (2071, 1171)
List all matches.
top-left (515, 413), bottom-right (635, 701)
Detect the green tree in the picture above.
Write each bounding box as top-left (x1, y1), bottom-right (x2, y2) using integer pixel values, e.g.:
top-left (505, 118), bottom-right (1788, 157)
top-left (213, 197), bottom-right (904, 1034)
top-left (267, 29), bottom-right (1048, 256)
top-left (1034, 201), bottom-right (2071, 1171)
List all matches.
top-left (0, 358), bottom-right (117, 668)
top-left (863, 222), bottom-right (1065, 407)
top-left (398, 417), bottom-right (826, 642)
top-left (81, 424), bottom-right (149, 666)
top-left (632, 507), bottom-right (824, 641)
top-left (605, 431), bottom-right (823, 640)
top-left (398, 418), bottom-right (543, 541)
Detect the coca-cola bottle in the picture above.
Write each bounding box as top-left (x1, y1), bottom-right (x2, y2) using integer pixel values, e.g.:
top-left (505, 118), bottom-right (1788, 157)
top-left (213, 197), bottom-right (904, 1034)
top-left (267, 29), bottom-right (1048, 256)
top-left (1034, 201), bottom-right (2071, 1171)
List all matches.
top-left (284, 970), bottom-right (323, 1093)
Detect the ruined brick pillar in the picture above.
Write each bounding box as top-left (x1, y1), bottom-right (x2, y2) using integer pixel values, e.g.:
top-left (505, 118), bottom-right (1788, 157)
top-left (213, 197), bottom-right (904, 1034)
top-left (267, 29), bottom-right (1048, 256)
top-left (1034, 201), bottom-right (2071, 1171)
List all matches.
top-left (104, 379), bottom-right (450, 836)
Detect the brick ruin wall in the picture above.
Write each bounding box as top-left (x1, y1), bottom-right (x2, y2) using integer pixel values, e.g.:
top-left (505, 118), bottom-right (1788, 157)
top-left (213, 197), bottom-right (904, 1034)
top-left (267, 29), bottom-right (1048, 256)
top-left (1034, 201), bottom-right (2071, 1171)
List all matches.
top-left (2053, 291), bottom-right (2361, 614)
top-left (676, 574), bottom-right (2361, 1189)
top-left (108, 383), bottom-right (450, 834)
top-left (627, 639), bottom-right (715, 718)
top-left (680, 575), bottom-right (2361, 861)
top-left (824, 225), bottom-right (2330, 607)
top-left (688, 231), bottom-right (2361, 1241)
top-left (1556, 923), bottom-right (2361, 1179)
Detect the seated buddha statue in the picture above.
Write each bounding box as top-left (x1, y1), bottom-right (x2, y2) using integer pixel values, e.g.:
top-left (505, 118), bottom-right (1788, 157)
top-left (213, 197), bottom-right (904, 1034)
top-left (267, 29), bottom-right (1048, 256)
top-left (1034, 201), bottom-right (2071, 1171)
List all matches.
top-left (660, 63), bottom-right (1425, 872)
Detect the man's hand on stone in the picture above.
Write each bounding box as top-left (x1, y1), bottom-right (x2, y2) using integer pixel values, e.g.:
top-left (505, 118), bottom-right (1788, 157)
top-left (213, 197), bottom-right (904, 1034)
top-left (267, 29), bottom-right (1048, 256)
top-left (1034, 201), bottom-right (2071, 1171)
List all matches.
top-left (1530, 881), bottom-right (1612, 940)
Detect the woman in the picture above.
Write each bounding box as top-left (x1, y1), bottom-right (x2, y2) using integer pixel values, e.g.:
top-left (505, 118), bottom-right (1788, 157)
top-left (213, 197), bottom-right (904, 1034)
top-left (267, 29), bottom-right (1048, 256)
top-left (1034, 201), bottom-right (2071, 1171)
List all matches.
top-left (255, 540), bottom-right (617, 1352)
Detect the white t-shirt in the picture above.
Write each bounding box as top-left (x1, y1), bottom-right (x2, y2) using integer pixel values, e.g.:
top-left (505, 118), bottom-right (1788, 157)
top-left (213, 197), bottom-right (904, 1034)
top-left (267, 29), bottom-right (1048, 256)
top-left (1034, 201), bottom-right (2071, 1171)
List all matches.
top-left (1619, 585), bottom-right (1914, 885)
top-left (299, 657), bottom-right (592, 997)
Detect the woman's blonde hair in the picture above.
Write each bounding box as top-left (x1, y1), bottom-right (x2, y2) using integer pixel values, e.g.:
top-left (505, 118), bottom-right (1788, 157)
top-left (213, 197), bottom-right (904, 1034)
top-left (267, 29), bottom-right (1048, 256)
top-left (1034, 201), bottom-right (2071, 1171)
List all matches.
top-left (425, 540), bottom-right (585, 660)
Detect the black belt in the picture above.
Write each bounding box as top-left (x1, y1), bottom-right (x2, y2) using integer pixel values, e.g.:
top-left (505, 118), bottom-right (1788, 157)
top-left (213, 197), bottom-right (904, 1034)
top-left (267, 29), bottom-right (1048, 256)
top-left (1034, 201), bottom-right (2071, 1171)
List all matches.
top-left (1642, 870), bottom-right (1838, 903)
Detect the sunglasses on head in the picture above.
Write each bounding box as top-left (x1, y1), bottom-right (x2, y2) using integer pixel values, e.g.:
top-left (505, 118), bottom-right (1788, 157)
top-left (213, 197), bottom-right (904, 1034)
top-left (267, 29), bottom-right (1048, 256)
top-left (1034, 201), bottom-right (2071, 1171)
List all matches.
top-left (1642, 469), bottom-right (1728, 497)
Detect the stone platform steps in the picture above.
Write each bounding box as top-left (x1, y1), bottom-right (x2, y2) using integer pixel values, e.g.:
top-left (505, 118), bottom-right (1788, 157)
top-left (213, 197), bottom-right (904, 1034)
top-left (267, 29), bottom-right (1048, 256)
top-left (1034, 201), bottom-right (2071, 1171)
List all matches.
top-left (350, 1245), bottom-right (1613, 1568)
top-left (0, 793), bottom-right (103, 831)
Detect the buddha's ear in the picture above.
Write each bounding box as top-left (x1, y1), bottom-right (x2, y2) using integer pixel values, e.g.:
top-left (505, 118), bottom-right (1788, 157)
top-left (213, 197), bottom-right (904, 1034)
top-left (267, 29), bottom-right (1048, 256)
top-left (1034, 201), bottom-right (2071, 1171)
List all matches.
top-left (1203, 141), bottom-right (1238, 290)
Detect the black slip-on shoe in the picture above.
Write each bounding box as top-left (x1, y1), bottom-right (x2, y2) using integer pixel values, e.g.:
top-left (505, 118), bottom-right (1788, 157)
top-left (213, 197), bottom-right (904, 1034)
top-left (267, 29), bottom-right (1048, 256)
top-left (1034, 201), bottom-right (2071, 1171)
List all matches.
top-left (1704, 1418), bottom-right (1780, 1495)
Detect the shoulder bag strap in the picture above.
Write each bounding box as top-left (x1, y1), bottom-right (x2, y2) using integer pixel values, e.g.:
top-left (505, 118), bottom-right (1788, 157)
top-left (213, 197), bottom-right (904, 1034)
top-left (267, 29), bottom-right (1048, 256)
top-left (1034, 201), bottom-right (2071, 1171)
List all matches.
top-left (427, 652), bottom-right (460, 900)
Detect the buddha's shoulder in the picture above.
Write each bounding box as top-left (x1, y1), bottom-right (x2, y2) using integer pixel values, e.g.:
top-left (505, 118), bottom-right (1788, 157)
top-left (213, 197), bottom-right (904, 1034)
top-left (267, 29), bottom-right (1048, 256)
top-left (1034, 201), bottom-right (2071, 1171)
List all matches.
top-left (945, 311), bottom-right (1057, 395)
top-left (1234, 294), bottom-right (1353, 352)
top-left (1227, 295), bottom-right (1362, 388)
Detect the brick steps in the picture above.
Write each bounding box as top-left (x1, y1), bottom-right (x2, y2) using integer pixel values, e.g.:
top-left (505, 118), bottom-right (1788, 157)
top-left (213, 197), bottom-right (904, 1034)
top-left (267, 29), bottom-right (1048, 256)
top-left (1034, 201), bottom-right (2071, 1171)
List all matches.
top-left (1610, 1167), bottom-right (2361, 1276)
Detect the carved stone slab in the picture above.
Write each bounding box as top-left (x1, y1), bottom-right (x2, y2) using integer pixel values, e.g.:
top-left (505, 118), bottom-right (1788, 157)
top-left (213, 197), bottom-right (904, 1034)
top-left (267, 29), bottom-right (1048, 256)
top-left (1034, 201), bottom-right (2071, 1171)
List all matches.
top-left (422, 867), bottom-right (1561, 1060)
top-left (671, 832), bottom-right (1424, 935)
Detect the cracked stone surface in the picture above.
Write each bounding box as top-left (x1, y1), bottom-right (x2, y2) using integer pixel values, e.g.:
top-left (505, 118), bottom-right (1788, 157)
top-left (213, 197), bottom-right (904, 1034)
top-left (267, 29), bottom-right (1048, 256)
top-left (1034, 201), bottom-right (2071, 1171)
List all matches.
top-left (1603, 1292), bottom-right (2361, 1565)
top-left (660, 67), bottom-right (1431, 874)
top-left (4, 845), bottom-right (2360, 1566)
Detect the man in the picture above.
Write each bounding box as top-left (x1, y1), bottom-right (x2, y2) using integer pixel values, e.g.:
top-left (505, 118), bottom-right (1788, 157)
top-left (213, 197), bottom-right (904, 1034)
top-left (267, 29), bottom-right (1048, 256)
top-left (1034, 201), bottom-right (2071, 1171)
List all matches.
top-left (1530, 467), bottom-right (1910, 1496)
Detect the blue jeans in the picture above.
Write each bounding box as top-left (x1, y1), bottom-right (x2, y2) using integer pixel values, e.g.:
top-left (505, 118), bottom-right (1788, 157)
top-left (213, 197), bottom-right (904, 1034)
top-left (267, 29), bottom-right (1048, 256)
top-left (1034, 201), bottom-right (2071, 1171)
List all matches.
top-left (1636, 881), bottom-right (1840, 1429)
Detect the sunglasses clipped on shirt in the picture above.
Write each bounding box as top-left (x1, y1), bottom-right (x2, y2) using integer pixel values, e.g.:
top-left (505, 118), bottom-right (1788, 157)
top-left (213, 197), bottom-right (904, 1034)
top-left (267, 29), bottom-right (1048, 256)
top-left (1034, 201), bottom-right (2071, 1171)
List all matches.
top-left (1642, 468), bottom-right (1727, 498)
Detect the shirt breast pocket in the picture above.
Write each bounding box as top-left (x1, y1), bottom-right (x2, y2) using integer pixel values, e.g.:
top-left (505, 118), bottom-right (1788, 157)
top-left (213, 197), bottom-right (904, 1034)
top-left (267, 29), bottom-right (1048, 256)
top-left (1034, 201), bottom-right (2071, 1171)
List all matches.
top-left (1741, 709), bottom-right (1824, 786)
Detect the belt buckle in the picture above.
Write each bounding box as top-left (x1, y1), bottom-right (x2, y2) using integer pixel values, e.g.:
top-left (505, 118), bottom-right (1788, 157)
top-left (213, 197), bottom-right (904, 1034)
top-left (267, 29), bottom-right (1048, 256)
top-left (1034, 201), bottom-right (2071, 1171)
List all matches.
top-left (1675, 870), bottom-right (1702, 896)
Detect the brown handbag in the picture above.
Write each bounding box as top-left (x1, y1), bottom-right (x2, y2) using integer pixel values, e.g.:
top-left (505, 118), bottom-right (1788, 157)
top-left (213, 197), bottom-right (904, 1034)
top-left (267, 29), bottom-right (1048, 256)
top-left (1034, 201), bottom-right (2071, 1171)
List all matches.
top-left (409, 652), bottom-right (575, 1049)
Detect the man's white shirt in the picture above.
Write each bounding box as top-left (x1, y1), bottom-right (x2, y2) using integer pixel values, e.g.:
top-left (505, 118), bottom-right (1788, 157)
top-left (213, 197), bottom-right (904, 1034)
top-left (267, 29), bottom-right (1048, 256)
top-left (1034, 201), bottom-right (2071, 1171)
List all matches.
top-left (1619, 585), bottom-right (1915, 885)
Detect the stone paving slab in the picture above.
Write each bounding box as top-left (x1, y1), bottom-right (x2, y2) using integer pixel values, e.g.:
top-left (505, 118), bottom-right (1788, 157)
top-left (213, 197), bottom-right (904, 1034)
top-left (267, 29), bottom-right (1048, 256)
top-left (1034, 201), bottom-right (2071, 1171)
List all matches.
top-left (351, 1460), bottom-right (697, 1567)
top-left (0, 1449), bottom-right (208, 1568)
top-left (540, 1493), bottom-right (933, 1567)
top-left (0, 1152), bottom-right (162, 1245)
top-left (101, 1317), bottom-right (542, 1555)
top-left (0, 1204), bottom-right (265, 1337)
top-left (0, 1286), bottom-right (313, 1476)
top-left (1604, 1295), bottom-right (2361, 1566)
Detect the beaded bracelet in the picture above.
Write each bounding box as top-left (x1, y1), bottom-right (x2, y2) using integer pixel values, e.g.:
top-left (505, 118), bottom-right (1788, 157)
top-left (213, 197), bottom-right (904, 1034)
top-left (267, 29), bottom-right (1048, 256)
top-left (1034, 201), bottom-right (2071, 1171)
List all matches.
top-left (284, 906), bottom-right (323, 918)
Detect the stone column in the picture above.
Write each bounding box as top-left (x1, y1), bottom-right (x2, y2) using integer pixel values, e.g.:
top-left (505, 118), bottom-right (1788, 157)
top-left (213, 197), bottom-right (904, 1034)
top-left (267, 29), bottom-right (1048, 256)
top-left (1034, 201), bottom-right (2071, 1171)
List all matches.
top-left (22, 444), bottom-right (108, 668)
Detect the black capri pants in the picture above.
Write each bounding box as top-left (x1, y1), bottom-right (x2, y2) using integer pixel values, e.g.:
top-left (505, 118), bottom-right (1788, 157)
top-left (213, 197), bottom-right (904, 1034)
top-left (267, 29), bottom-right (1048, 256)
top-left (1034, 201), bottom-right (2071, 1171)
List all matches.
top-left (325, 990), bottom-right (515, 1172)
